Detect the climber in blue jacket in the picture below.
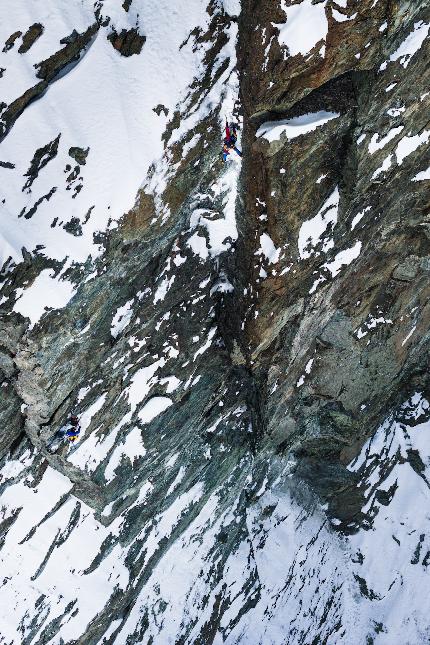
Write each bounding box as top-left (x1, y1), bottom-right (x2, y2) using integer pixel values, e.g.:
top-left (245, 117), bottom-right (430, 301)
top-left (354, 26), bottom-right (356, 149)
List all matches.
top-left (66, 414), bottom-right (81, 442)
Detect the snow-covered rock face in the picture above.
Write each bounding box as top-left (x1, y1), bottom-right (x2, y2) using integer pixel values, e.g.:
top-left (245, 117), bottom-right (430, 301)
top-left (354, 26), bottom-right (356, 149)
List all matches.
top-left (0, 0), bottom-right (216, 272)
top-left (1, 0), bottom-right (430, 643)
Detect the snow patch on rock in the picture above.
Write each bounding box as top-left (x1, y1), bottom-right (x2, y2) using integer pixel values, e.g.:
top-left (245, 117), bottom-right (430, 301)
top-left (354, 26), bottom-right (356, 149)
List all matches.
top-left (13, 269), bottom-right (75, 328)
top-left (273, 0), bottom-right (328, 58)
top-left (257, 111), bottom-right (339, 143)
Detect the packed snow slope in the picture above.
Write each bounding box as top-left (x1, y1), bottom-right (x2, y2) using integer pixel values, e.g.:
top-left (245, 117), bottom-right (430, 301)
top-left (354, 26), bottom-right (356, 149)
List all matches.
top-left (0, 0), bottom-right (430, 643)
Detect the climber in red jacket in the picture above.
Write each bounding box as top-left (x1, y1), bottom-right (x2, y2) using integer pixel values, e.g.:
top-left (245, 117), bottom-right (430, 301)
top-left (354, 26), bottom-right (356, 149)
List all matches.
top-left (223, 119), bottom-right (242, 161)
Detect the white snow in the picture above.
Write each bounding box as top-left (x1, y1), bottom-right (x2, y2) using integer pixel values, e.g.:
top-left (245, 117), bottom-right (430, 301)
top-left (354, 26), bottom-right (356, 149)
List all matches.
top-left (395, 131), bottom-right (430, 165)
top-left (104, 425), bottom-right (146, 482)
top-left (0, 453), bottom-right (33, 482)
top-left (166, 466), bottom-right (187, 495)
top-left (379, 21), bottom-right (430, 71)
top-left (13, 269), bottom-right (75, 328)
top-left (127, 358), bottom-right (165, 412)
top-left (323, 241), bottom-right (362, 277)
top-left (138, 396), bottom-right (173, 424)
top-left (356, 311), bottom-right (393, 338)
top-left (273, 0), bottom-right (328, 58)
top-left (256, 233), bottom-right (281, 264)
top-left (332, 9), bottom-right (357, 22)
top-left (368, 126), bottom-right (404, 154)
top-left (401, 325), bottom-right (416, 346)
top-left (372, 154), bottom-right (393, 179)
top-left (100, 619), bottom-right (122, 642)
top-left (257, 111), bottom-right (339, 143)
top-left (309, 240), bottom-right (362, 294)
top-left (154, 275), bottom-right (176, 304)
top-left (298, 187), bottom-right (339, 259)
top-left (4, 2), bottom-right (430, 643)
top-left (111, 299), bottom-right (134, 338)
top-left (0, 465), bottom-right (129, 643)
top-left (221, 0), bottom-right (241, 16)
top-left (187, 232), bottom-right (209, 260)
top-left (385, 82), bottom-right (397, 92)
top-left (69, 412), bottom-right (127, 473)
top-left (159, 376), bottom-right (181, 393)
top-left (210, 275), bottom-right (234, 294)
top-left (296, 358), bottom-right (314, 387)
top-left (193, 326), bottom-right (217, 361)
top-left (412, 167), bottom-right (430, 182)
top-left (77, 393), bottom-right (107, 439)
top-left (346, 400), bottom-right (430, 643)
top-left (206, 164), bottom-right (240, 256)
top-left (115, 481), bottom-right (208, 642)
top-left (351, 206), bottom-right (371, 230)
top-left (165, 453), bottom-right (179, 469)
top-left (188, 168), bottom-right (239, 258)
top-left (387, 106), bottom-right (405, 117)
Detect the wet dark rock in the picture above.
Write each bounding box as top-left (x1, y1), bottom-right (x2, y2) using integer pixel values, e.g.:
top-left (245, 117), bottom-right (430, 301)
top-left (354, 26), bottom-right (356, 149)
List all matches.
top-left (19, 187), bottom-right (57, 219)
top-left (63, 217), bottom-right (83, 237)
top-left (107, 28), bottom-right (146, 57)
top-left (65, 165), bottom-right (80, 184)
top-left (392, 257), bottom-right (420, 282)
top-left (35, 24), bottom-right (98, 82)
top-left (18, 23), bottom-right (44, 54)
top-left (23, 135), bottom-right (61, 192)
top-left (153, 104), bottom-right (169, 117)
top-left (0, 82), bottom-right (46, 143)
top-left (3, 31), bottom-right (22, 53)
top-left (68, 146), bottom-right (89, 165)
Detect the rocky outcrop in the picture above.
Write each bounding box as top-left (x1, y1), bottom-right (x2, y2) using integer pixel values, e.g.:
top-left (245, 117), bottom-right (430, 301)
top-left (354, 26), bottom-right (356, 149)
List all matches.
top-left (35, 26), bottom-right (98, 82)
top-left (18, 23), bottom-right (44, 54)
top-left (2, 24), bottom-right (44, 54)
top-left (3, 31), bottom-right (22, 53)
top-left (107, 28), bottom-right (146, 57)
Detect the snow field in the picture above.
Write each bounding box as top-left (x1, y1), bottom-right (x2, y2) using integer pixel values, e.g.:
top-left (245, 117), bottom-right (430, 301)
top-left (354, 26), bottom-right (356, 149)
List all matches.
top-left (1, 0), bottom-right (214, 325)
